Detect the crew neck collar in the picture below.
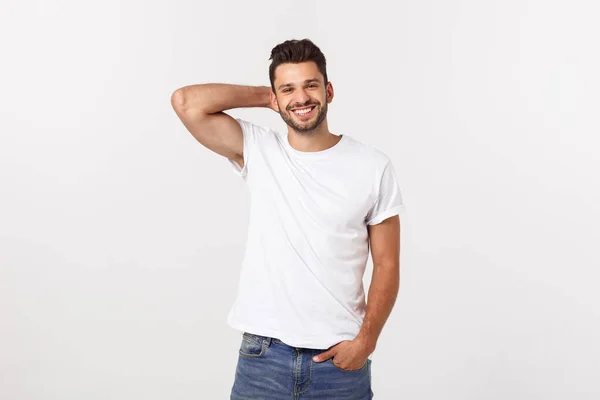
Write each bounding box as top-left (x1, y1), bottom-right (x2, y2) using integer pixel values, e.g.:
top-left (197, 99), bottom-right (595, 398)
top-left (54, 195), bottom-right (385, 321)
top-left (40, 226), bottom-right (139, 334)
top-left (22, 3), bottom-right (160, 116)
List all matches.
top-left (283, 132), bottom-right (347, 158)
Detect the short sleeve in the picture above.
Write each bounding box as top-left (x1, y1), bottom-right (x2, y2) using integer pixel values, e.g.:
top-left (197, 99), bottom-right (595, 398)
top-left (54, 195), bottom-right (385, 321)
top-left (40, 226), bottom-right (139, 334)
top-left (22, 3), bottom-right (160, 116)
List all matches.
top-left (365, 160), bottom-right (406, 225)
top-left (227, 118), bottom-right (261, 179)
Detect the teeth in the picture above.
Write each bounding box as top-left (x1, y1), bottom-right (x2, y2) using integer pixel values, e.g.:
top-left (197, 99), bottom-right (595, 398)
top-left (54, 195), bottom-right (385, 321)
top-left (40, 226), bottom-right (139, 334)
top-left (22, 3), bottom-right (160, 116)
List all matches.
top-left (294, 107), bottom-right (313, 115)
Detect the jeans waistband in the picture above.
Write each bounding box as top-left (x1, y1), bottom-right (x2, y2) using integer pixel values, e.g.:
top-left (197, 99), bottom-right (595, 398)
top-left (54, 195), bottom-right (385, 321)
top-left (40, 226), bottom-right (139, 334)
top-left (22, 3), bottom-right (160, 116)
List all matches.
top-left (243, 331), bottom-right (286, 347)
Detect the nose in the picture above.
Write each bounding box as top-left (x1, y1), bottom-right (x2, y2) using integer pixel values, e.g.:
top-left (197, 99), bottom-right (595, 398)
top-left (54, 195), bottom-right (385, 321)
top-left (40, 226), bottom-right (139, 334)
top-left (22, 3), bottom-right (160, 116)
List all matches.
top-left (295, 88), bottom-right (311, 105)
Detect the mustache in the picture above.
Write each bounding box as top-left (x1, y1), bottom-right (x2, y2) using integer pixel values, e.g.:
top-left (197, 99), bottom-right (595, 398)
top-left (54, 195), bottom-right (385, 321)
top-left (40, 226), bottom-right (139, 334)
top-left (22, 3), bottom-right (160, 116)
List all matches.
top-left (287, 100), bottom-right (320, 111)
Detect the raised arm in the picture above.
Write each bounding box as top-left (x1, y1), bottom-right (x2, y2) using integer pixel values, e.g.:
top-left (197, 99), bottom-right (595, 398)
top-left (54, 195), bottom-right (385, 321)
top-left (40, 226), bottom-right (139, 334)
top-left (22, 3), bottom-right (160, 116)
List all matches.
top-left (170, 84), bottom-right (273, 168)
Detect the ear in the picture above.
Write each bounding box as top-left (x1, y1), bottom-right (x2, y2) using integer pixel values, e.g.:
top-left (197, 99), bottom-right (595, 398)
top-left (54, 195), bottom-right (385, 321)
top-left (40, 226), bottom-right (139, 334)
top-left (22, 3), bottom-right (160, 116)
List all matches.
top-left (269, 90), bottom-right (280, 112)
top-left (326, 81), bottom-right (334, 104)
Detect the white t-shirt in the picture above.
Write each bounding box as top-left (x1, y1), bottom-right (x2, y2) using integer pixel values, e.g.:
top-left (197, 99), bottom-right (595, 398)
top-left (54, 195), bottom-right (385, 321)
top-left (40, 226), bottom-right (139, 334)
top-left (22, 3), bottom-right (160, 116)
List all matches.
top-left (226, 118), bottom-right (406, 350)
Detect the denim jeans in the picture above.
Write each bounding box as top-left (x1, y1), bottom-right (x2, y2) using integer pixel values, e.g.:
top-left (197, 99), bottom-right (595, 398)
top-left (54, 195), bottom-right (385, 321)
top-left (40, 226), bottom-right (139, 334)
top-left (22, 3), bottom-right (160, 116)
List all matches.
top-left (230, 332), bottom-right (374, 399)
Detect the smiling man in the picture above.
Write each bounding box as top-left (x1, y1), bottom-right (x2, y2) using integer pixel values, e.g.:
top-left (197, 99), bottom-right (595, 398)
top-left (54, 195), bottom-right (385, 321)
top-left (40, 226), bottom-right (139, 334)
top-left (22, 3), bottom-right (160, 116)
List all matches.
top-left (171, 39), bottom-right (406, 400)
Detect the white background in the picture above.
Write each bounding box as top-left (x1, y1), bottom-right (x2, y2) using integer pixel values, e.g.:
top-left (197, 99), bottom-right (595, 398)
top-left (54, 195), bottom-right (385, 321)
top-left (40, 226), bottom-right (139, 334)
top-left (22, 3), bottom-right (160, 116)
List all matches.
top-left (1, 0), bottom-right (599, 399)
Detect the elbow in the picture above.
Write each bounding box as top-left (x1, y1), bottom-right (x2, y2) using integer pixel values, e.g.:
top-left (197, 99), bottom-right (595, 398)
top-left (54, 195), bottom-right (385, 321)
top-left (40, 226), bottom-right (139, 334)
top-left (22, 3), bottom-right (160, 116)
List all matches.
top-left (171, 86), bottom-right (211, 116)
top-left (171, 88), bottom-right (188, 113)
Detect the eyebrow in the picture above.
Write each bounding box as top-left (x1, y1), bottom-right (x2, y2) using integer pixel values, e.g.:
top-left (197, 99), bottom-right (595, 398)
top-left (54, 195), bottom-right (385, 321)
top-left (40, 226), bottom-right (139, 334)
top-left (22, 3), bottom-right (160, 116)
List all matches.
top-left (278, 79), bottom-right (321, 90)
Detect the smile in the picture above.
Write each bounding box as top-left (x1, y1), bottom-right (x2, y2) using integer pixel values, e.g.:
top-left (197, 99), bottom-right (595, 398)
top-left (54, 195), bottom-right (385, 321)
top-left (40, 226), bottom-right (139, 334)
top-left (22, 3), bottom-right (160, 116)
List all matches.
top-left (292, 105), bottom-right (316, 117)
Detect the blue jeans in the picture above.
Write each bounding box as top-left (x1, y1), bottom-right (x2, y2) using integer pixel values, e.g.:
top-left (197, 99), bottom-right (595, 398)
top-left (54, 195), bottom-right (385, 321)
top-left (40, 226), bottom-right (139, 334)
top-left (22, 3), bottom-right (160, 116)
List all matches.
top-left (230, 332), bottom-right (374, 399)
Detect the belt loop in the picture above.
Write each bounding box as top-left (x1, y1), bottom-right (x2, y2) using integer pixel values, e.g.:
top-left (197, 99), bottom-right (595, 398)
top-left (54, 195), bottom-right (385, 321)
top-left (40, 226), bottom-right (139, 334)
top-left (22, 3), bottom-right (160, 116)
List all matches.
top-left (263, 336), bottom-right (273, 347)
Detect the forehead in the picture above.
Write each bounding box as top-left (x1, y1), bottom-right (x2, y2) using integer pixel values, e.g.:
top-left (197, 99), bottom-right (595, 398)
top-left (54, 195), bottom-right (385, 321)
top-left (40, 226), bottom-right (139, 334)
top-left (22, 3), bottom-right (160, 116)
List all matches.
top-left (274, 61), bottom-right (324, 87)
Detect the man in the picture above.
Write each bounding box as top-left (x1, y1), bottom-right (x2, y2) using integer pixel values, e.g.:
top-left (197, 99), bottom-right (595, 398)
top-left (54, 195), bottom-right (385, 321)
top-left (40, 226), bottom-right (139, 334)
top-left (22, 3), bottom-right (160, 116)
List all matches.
top-left (171, 38), bottom-right (405, 399)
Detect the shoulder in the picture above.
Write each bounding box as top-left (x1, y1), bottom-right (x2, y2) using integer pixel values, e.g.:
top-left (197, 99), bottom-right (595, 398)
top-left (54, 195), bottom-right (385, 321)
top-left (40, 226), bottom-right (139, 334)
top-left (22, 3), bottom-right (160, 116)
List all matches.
top-left (233, 119), bottom-right (282, 157)
top-left (235, 118), bottom-right (283, 145)
top-left (235, 118), bottom-right (271, 137)
top-left (342, 135), bottom-right (393, 170)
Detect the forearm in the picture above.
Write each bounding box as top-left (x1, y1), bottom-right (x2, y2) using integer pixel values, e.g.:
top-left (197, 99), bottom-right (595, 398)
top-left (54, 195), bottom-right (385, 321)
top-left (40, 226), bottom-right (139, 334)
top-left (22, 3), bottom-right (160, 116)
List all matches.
top-left (355, 262), bottom-right (400, 352)
top-left (174, 83), bottom-right (271, 115)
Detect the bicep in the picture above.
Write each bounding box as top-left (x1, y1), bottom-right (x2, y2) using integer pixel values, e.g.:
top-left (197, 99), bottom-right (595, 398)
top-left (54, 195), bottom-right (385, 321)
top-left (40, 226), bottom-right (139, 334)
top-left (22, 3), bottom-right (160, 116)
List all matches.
top-left (367, 215), bottom-right (400, 268)
top-left (171, 92), bottom-right (244, 166)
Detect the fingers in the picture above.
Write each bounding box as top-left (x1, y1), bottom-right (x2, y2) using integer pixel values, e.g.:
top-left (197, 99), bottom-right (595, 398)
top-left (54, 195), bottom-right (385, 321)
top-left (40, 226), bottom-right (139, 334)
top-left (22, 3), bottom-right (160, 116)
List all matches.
top-left (313, 348), bottom-right (336, 362)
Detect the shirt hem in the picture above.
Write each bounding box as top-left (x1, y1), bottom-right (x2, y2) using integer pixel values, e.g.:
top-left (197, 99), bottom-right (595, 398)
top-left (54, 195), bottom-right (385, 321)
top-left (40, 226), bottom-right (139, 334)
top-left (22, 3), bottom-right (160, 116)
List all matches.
top-left (227, 320), bottom-right (357, 350)
top-left (366, 204), bottom-right (406, 225)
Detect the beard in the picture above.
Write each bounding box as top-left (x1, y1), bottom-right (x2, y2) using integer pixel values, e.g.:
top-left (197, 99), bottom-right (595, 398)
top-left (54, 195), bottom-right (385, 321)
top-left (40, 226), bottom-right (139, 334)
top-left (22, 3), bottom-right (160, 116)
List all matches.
top-left (278, 97), bottom-right (328, 135)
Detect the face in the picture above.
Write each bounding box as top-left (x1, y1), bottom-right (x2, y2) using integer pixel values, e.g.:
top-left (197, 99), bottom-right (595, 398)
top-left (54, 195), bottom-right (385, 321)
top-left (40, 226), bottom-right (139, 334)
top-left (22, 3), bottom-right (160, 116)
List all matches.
top-left (271, 61), bottom-right (333, 135)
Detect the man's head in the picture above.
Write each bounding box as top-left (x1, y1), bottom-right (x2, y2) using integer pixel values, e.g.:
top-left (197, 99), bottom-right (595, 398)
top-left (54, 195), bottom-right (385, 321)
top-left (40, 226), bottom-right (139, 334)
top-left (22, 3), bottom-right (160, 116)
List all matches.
top-left (268, 39), bottom-right (333, 135)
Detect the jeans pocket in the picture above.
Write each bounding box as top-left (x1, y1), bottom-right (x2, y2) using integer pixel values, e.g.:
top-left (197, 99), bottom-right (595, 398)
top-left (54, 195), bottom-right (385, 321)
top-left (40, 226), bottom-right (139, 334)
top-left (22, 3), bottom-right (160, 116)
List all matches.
top-left (239, 332), bottom-right (267, 358)
top-left (329, 358), bottom-right (369, 372)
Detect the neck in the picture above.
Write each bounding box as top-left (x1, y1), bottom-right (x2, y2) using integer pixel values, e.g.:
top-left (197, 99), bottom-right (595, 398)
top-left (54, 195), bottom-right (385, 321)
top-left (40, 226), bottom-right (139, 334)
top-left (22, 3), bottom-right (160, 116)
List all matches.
top-left (287, 120), bottom-right (341, 152)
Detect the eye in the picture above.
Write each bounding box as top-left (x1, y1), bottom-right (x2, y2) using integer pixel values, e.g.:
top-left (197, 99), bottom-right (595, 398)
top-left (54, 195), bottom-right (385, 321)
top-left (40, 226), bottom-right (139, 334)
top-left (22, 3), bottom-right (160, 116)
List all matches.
top-left (282, 88), bottom-right (292, 93)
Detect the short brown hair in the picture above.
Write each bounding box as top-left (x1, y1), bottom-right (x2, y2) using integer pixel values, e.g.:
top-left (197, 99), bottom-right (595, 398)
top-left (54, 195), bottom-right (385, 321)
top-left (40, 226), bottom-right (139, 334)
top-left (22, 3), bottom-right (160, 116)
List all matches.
top-left (268, 39), bottom-right (328, 92)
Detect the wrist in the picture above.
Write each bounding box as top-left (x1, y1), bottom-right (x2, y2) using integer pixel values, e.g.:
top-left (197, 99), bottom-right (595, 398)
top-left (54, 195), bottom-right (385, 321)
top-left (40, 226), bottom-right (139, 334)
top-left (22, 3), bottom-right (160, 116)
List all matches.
top-left (354, 333), bottom-right (377, 354)
top-left (257, 85), bottom-right (272, 108)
